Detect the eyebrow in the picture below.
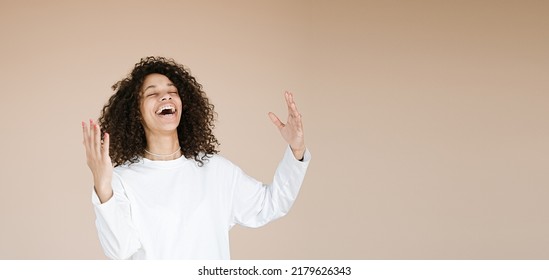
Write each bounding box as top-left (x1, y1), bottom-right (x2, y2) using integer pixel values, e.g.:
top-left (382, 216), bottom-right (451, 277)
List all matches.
top-left (142, 83), bottom-right (176, 93)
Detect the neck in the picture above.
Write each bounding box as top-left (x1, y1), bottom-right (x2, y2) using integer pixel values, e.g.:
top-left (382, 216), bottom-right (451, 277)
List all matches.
top-left (144, 132), bottom-right (181, 161)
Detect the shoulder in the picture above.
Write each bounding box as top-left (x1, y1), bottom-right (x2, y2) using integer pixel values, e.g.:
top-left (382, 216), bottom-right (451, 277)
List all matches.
top-left (112, 158), bottom-right (147, 178)
top-left (189, 154), bottom-right (244, 184)
top-left (198, 154), bottom-right (247, 180)
top-left (202, 153), bottom-right (238, 170)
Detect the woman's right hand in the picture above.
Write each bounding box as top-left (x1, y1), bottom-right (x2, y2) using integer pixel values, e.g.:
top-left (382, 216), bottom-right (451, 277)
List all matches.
top-left (82, 119), bottom-right (114, 203)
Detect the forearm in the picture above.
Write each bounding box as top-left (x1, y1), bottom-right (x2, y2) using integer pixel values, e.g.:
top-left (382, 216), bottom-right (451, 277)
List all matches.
top-left (93, 191), bottom-right (141, 259)
top-left (94, 183), bottom-right (113, 203)
top-left (232, 145), bottom-right (311, 227)
top-left (92, 173), bottom-right (142, 259)
top-left (270, 145), bottom-right (311, 210)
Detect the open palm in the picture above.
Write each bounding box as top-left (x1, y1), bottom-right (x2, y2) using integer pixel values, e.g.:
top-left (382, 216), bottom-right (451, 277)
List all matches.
top-left (268, 91), bottom-right (306, 160)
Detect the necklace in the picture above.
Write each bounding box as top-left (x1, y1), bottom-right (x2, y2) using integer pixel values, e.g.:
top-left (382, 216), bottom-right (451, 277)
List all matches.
top-left (144, 146), bottom-right (181, 158)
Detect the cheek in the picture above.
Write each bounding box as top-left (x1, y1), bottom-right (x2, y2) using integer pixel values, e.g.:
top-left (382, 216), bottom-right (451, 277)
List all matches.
top-left (175, 96), bottom-right (183, 110)
top-left (139, 100), bottom-right (153, 121)
top-left (139, 102), bottom-right (146, 116)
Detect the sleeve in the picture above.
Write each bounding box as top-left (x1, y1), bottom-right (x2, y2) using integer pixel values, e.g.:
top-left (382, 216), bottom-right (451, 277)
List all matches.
top-left (231, 145), bottom-right (311, 228)
top-left (91, 172), bottom-right (142, 259)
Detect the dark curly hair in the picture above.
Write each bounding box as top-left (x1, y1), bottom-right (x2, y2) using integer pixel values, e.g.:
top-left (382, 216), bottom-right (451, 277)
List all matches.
top-left (98, 56), bottom-right (219, 167)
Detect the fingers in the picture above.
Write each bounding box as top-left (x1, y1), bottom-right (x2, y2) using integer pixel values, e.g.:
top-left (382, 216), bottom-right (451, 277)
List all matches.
top-left (82, 121), bottom-right (91, 160)
top-left (285, 91), bottom-right (293, 114)
top-left (82, 120), bottom-right (88, 147)
top-left (82, 119), bottom-right (106, 159)
top-left (93, 120), bottom-right (101, 157)
top-left (271, 91), bottom-right (303, 131)
top-left (268, 112), bottom-right (284, 129)
top-left (285, 91), bottom-right (301, 119)
top-left (102, 132), bottom-right (110, 158)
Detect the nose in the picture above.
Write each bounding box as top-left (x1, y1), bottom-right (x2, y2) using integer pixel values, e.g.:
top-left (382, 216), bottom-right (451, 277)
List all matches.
top-left (160, 93), bottom-right (172, 101)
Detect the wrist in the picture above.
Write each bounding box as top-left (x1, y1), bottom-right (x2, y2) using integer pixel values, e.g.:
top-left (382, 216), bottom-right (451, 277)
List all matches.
top-left (93, 177), bottom-right (113, 203)
top-left (290, 146), bottom-right (306, 161)
top-left (94, 185), bottom-right (113, 204)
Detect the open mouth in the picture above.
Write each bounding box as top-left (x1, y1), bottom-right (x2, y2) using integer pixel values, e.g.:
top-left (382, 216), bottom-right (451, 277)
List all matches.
top-left (156, 105), bottom-right (176, 116)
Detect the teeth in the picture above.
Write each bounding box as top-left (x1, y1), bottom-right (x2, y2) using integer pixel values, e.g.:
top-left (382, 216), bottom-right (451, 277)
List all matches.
top-left (156, 105), bottom-right (175, 114)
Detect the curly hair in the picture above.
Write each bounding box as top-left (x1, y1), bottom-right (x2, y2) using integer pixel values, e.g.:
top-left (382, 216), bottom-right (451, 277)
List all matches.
top-left (98, 56), bottom-right (219, 167)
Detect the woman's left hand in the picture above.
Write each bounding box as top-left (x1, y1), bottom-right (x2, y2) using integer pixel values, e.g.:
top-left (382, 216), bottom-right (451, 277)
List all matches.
top-left (269, 91), bottom-right (306, 160)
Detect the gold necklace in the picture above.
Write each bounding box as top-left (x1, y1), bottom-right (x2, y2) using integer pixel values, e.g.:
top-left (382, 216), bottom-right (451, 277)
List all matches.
top-left (144, 147), bottom-right (181, 158)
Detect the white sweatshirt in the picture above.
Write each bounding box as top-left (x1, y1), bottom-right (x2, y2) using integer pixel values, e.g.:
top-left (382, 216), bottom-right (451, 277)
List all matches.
top-left (92, 146), bottom-right (311, 259)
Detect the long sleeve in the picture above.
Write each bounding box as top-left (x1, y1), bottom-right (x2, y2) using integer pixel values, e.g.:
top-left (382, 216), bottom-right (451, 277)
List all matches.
top-left (92, 172), bottom-right (142, 259)
top-left (231, 145), bottom-right (311, 228)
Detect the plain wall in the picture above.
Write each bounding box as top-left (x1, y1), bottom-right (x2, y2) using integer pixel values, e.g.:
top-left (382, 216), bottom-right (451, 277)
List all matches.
top-left (0, 0), bottom-right (548, 259)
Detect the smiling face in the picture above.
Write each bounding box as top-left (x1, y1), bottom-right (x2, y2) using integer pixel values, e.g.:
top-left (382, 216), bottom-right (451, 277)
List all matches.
top-left (139, 73), bottom-right (182, 136)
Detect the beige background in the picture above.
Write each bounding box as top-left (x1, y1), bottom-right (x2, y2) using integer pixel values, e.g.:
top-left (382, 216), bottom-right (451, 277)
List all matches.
top-left (0, 0), bottom-right (547, 259)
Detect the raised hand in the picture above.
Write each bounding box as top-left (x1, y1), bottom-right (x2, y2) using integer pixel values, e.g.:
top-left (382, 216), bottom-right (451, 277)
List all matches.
top-left (82, 119), bottom-right (113, 203)
top-left (268, 91), bottom-right (306, 160)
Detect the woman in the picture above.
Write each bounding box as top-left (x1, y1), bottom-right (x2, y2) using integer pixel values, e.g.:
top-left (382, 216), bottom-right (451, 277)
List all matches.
top-left (82, 56), bottom-right (310, 259)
